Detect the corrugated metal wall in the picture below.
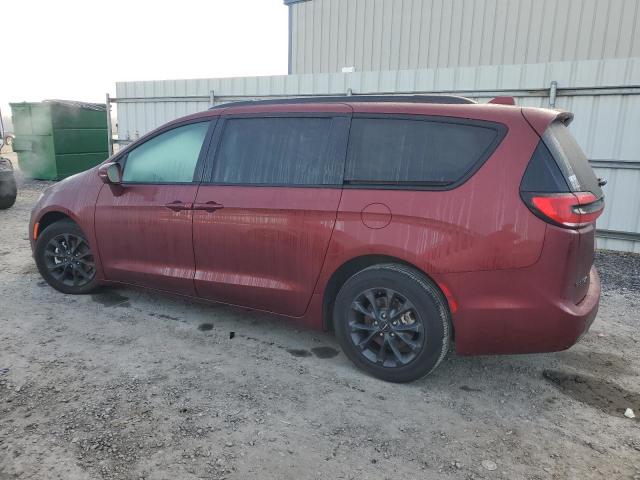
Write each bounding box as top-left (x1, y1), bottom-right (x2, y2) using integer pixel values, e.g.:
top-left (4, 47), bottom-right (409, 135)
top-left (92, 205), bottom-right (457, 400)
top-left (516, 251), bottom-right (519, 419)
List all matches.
top-left (289, 0), bottom-right (640, 74)
top-left (115, 57), bottom-right (640, 252)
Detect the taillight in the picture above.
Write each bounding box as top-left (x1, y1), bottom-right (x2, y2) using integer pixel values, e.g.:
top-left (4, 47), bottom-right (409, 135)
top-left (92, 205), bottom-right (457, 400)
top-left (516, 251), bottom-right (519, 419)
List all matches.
top-left (522, 192), bottom-right (604, 228)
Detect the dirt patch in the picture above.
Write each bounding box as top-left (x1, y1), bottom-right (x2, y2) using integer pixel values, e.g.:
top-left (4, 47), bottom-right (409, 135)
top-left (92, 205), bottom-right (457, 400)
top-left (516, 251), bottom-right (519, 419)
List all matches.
top-left (91, 291), bottom-right (130, 307)
top-left (197, 323), bottom-right (214, 331)
top-left (286, 348), bottom-right (312, 357)
top-left (543, 370), bottom-right (640, 419)
top-left (459, 385), bottom-right (482, 392)
top-left (310, 346), bottom-right (340, 358)
top-left (556, 350), bottom-right (636, 376)
top-left (1, 181), bottom-right (640, 480)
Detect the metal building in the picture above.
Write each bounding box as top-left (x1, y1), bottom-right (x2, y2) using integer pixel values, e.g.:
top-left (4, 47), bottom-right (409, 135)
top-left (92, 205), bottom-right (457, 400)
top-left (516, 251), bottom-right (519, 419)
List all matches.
top-left (113, 0), bottom-right (640, 252)
top-left (286, 0), bottom-right (640, 74)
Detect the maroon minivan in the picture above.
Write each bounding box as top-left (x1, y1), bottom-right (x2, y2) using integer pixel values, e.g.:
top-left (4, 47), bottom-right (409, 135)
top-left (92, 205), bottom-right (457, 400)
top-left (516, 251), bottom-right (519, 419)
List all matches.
top-left (30, 96), bottom-right (603, 382)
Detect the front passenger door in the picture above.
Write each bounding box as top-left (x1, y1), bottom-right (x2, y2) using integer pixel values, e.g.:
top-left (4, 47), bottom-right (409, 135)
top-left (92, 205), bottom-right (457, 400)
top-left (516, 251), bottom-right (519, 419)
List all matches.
top-left (95, 120), bottom-right (213, 295)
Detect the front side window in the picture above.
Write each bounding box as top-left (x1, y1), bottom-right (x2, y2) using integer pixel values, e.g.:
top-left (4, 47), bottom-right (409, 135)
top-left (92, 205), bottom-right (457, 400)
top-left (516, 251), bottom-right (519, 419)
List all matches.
top-left (212, 117), bottom-right (340, 185)
top-left (345, 118), bottom-right (503, 186)
top-left (122, 122), bottom-right (210, 183)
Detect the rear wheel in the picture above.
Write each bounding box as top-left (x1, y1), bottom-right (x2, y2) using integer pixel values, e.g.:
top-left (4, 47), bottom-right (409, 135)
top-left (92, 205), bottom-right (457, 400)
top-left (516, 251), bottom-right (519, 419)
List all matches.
top-left (333, 264), bottom-right (451, 383)
top-left (34, 220), bottom-right (99, 294)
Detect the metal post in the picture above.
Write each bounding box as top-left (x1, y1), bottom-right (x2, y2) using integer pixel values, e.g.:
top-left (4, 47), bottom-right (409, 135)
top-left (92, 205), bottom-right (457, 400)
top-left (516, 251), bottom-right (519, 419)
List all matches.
top-left (549, 81), bottom-right (558, 108)
top-left (209, 90), bottom-right (215, 108)
top-left (105, 93), bottom-right (114, 157)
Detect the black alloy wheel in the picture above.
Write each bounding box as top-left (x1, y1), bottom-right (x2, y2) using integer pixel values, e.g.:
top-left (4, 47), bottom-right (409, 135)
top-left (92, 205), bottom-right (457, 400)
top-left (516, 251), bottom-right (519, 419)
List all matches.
top-left (43, 233), bottom-right (95, 288)
top-left (35, 220), bottom-right (99, 294)
top-left (348, 287), bottom-right (424, 367)
top-left (334, 264), bottom-right (451, 382)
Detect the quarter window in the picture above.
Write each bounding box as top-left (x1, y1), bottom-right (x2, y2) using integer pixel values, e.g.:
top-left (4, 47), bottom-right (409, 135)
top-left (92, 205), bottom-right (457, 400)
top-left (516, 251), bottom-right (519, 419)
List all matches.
top-left (122, 122), bottom-right (209, 183)
top-left (212, 117), bottom-right (340, 185)
top-left (345, 118), bottom-right (502, 185)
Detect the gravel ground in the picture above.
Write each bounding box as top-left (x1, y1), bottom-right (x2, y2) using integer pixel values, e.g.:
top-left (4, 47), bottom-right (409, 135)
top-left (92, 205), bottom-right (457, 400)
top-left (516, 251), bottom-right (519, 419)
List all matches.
top-left (595, 250), bottom-right (640, 294)
top-left (1, 178), bottom-right (639, 480)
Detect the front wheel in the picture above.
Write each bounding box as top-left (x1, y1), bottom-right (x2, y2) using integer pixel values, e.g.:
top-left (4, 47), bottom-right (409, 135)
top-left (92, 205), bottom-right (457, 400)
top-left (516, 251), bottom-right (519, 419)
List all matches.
top-left (34, 219), bottom-right (99, 294)
top-left (333, 264), bottom-right (451, 383)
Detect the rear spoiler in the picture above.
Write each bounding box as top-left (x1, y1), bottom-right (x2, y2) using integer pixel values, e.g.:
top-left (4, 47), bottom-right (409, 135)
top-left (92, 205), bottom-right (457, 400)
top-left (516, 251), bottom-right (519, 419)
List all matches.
top-left (521, 108), bottom-right (574, 136)
top-left (488, 97), bottom-right (574, 129)
top-left (555, 111), bottom-right (574, 125)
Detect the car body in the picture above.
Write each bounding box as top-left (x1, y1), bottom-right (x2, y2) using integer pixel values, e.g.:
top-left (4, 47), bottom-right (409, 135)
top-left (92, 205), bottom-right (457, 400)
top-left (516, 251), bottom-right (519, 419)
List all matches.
top-left (30, 95), bottom-right (603, 381)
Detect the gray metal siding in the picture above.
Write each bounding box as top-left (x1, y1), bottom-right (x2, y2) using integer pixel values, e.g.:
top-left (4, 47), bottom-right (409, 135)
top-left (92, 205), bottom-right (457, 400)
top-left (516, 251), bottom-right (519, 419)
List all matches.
top-left (288, 0), bottom-right (640, 74)
top-left (115, 57), bottom-right (640, 252)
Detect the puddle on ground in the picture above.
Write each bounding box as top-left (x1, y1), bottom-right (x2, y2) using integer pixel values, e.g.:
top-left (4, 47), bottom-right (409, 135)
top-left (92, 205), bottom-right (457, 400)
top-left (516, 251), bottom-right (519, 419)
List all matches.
top-left (198, 323), bottom-right (214, 331)
top-left (543, 370), bottom-right (640, 419)
top-left (287, 349), bottom-right (312, 358)
top-left (311, 346), bottom-right (339, 358)
top-left (460, 385), bottom-right (482, 392)
top-left (235, 334), bottom-right (338, 360)
top-left (91, 291), bottom-right (130, 307)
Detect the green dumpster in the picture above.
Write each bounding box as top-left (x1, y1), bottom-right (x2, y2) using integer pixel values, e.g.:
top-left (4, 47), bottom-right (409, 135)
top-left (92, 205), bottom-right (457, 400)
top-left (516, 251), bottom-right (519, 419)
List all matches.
top-left (10, 100), bottom-right (109, 180)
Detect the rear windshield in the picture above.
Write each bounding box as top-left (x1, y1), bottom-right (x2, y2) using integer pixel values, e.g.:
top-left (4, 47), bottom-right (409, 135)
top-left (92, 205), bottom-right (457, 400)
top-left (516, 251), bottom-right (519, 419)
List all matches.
top-left (542, 122), bottom-right (602, 197)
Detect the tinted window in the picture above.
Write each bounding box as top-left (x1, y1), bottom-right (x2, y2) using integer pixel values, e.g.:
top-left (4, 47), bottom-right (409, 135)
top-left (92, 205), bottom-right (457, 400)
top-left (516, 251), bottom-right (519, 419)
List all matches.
top-left (543, 122), bottom-right (602, 196)
top-left (520, 141), bottom-right (570, 193)
top-left (345, 118), bottom-right (501, 185)
top-left (123, 122), bottom-right (209, 183)
top-left (212, 117), bottom-right (339, 185)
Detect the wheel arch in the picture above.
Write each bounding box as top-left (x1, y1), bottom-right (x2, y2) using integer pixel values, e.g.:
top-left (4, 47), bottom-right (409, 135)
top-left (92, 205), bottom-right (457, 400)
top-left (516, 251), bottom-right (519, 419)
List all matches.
top-left (321, 254), bottom-right (454, 334)
top-left (36, 211), bottom-right (75, 239)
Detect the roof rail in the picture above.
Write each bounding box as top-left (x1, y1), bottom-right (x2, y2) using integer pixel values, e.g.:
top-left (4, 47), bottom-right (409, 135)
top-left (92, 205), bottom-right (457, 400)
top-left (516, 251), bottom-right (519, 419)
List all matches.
top-left (209, 94), bottom-right (475, 109)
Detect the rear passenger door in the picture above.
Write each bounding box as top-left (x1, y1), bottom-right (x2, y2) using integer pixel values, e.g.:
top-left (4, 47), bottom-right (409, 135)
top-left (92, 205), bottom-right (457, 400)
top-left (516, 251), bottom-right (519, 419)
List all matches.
top-left (335, 114), bottom-right (512, 272)
top-left (192, 111), bottom-right (350, 316)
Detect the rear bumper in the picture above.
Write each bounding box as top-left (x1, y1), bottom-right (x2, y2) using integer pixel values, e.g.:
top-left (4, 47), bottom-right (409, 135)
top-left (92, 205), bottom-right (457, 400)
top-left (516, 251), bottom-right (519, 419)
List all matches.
top-left (567, 267), bottom-right (600, 342)
top-left (445, 266), bottom-right (600, 356)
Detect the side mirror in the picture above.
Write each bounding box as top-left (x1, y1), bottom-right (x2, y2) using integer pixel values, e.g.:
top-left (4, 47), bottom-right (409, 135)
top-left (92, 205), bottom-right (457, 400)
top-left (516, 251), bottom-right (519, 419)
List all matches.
top-left (98, 162), bottom-right (122, 184)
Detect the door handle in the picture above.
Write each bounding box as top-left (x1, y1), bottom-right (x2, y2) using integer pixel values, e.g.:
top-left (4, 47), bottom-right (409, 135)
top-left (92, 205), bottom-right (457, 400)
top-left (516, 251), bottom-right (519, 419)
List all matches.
top-left (165, 201), bottom-right (193, 212)
top-left (193, 201), bottom-right (224, 212)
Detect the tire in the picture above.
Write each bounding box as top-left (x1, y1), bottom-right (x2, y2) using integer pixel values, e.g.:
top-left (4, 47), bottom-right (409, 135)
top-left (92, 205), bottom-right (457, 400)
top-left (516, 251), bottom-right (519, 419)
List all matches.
top-left (0, 160), bottom-right (17, 210)
top-left (333, 263), bottom-right (451, 383)
top-left (0, 177), bottom-right (16, 209)
top-left (34, 219), bottom-right (99, 294)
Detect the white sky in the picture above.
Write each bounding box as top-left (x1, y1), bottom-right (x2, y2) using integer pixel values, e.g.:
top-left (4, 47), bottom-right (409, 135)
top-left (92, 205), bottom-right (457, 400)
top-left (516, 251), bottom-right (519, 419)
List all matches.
top-left (0, 0), bottom-right (288, 120)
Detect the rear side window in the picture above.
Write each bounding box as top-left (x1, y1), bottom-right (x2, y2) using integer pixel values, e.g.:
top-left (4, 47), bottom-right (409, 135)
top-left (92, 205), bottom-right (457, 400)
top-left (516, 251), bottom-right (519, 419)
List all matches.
top-left (344, 117), bottom-right (503, 186)
top-left (542, 122), bottom-right (602, 196)
top-left (212, 117), bottom-right (341, 185)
